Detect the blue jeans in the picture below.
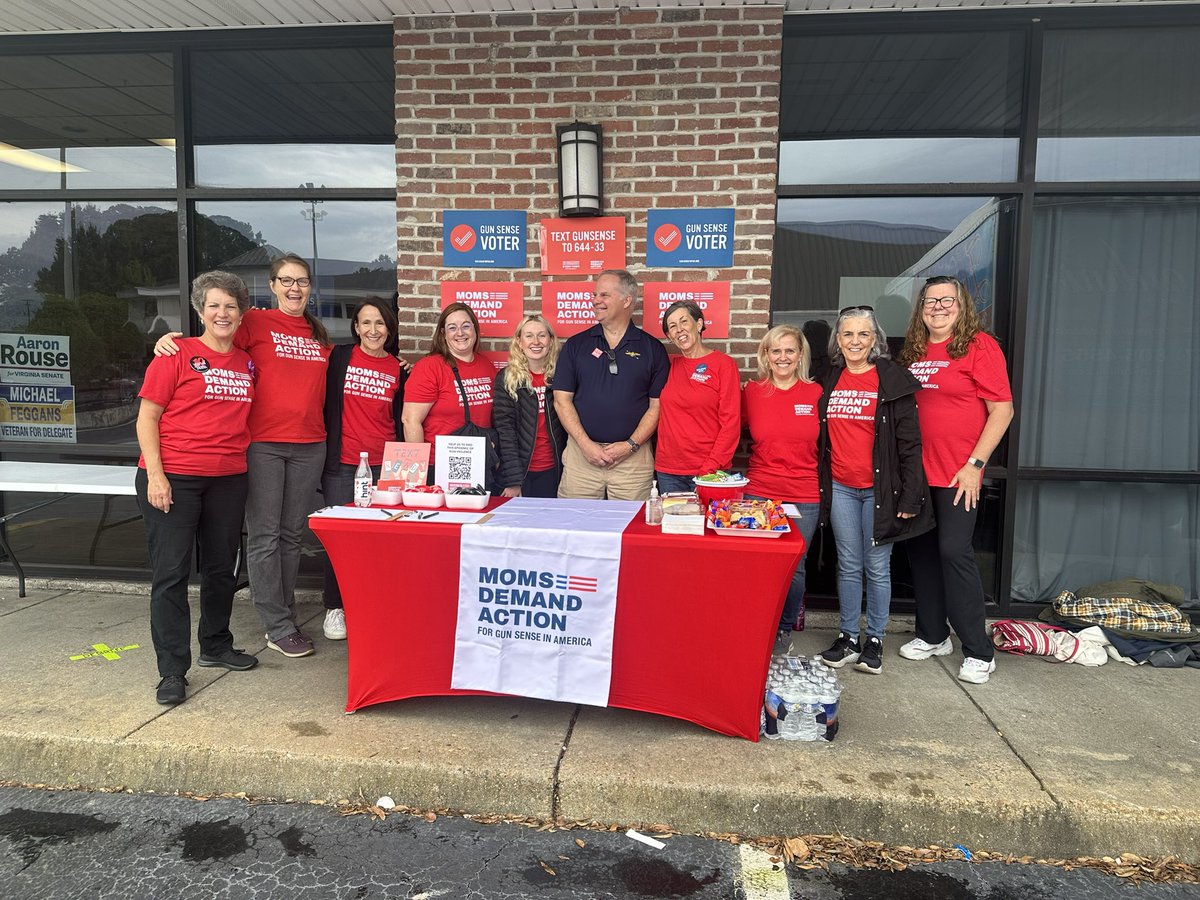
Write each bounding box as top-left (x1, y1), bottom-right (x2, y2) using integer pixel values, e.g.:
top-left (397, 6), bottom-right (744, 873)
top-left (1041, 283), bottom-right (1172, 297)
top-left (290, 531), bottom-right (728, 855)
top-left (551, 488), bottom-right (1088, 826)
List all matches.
top-left (656, 471), bottom-right (697, 495)
top-left (829, 481), bottom-right (893, 640)
top-left (746, 495), bottom-right (819, 631)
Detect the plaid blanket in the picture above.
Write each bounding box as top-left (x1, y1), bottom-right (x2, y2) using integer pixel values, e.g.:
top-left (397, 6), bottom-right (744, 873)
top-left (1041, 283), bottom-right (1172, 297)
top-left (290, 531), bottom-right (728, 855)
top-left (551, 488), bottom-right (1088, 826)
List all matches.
top-left (1053, 591), bottom-right (1196, 637)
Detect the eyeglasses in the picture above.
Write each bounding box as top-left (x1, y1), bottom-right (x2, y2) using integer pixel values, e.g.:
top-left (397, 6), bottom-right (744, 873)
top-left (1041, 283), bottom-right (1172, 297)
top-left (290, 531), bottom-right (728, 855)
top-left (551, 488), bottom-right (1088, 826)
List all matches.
top-left (921, 296), bottom-right (957, 309)
top-left (838, 305), bottom-right (874, 316)
top-left (274, 276), bottom-right (311, 288)
top-left (445, 322), bottom-right (475, 334)
top-left (604, 349), bottom-right (618, 375)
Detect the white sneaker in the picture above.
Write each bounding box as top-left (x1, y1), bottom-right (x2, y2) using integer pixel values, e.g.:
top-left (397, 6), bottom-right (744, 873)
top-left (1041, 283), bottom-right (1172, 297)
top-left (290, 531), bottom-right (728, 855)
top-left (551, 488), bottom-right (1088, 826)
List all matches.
top-left (323, 608), bottom-right (347, 640)
top-left (898, 636), bottom-right (953, 660)
top-left (958, 657), bottom-right (996, 684)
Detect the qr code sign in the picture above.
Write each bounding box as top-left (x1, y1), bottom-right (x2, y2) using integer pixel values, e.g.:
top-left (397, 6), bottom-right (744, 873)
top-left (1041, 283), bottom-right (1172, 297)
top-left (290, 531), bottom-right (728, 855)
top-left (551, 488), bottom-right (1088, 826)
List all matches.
top-left (448, 455), bottom-right (472, 481)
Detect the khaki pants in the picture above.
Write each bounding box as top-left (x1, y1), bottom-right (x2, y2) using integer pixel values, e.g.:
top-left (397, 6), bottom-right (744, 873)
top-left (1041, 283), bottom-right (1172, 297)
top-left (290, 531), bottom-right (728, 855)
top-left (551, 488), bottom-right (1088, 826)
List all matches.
top-left (558, 436), bottom-right (655, 501)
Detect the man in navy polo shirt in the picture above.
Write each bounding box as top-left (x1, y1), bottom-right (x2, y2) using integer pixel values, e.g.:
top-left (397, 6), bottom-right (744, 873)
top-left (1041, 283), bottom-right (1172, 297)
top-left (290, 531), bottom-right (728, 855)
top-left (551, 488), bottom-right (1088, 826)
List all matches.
top-left (553, 269), bottom-right (670, 500)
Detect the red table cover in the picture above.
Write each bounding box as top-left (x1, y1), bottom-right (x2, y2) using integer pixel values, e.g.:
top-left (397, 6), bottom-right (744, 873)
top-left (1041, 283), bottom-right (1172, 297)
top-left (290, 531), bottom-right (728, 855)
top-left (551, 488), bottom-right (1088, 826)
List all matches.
top-left (310, 499), bottom-right (806, 740)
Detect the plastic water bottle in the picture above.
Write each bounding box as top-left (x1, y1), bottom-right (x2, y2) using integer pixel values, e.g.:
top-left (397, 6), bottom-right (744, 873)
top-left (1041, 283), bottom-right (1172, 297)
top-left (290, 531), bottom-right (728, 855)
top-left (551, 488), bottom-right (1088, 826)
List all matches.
top-left (794, 685), bottom-right (823, 741)
top-left (353, 451), bottom-right (373, 507)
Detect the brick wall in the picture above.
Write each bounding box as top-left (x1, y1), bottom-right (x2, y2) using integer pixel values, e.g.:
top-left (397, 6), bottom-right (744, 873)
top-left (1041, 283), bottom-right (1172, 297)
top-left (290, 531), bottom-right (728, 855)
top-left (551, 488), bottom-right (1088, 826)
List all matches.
top-left (393, 6), bottom-right (784, 374)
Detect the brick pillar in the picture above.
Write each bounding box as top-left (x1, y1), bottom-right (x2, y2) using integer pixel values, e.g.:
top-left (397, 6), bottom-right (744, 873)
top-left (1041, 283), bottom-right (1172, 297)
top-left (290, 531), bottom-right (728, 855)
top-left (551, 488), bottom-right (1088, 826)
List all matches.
top-left (394, 6), bottom-right (783, 373)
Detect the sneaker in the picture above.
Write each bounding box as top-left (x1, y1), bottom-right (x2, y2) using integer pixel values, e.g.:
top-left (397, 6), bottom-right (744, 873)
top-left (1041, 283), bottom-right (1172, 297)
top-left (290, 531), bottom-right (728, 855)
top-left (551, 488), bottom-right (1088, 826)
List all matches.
top-left (958, 657), bottom-right (997, 684)
top-left (855, 636), bottom-right (883, 675)
top-left (266, 631), bottom-right (315, 658)
top-left (198, 648), bottom-right (259, 671)
top-left (898, 636), bottom-right (954, 660)
top-left (323, 608), bottom-right (347, 641)
top-left (156, 674), bottom-right (187, 705)
top-left (820, 632), bottom-right (861, 668)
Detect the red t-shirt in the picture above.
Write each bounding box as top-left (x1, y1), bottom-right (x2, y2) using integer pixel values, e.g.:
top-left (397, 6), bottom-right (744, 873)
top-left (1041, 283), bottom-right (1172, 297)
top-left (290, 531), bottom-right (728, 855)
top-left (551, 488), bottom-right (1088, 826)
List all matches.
top-left (742, 379), bottom-right (822, 503)
top-left (339, 346), bottom-right (402, 466)
top-left (405, 352), bottom-right (495, 444)
top-left (655, 351), bottom-right (742, 476)
top-left (528, 372), bottom-right (556, 472)
top-left (138, 337), bottom-right (254, 477)
top-left (910, 333), bottom-right (1011, 487)
top-left (234, 308), bottom-right (330, 443)
top-left (827, 367), bottom-right (879, 489)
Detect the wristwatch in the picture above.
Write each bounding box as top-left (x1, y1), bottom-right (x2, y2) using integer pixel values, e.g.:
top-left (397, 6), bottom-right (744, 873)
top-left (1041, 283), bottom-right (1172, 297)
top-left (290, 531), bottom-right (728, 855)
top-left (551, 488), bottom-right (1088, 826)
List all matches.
top-left (627, 438), bottom-right (641, 454)
top-left (967, 457), bottom-right (985, 469)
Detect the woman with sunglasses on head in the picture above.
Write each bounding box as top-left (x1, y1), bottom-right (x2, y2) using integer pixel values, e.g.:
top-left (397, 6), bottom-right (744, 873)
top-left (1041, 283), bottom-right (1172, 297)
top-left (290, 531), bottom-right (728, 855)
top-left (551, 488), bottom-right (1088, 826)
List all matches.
top-left (154, 254), bottom-right (332, 660)
top-left (493, 315), bottom-right (566, 498)
top-left (742, 324), bottom-right (823, 640)
top-left (319, 298), bottom-right (407, 640)
top-left (897, 277), bottom-right (1013, 685)
top-left (401, 302), bottom-right (495, 481)
top-left (818, 306), bottom-right (933, 676)
top-left (654, 300), bottom-right (741, 494)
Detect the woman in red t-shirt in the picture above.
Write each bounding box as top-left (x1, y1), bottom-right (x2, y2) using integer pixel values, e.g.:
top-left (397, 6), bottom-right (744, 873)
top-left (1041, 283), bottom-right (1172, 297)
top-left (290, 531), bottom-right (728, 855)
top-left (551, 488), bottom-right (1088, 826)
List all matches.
top-left (742, 324), bottom-right (822, 638)
top-left (817, 307), bottom-right (932, 677)
top-left (319, 298), bottom-right (406, 639)
top-left (897, 276), bottom-right (1014, 685)
top-left (401, 302), bottom-right (495, 486)
top-left (156, 254), bottom-right (332, 661)
top-left (654, 300), bottom-right (741, 495)
top-left (137, 271), bottom-right (257, 706)
top-left (493, 315), bottom-right (567, 498)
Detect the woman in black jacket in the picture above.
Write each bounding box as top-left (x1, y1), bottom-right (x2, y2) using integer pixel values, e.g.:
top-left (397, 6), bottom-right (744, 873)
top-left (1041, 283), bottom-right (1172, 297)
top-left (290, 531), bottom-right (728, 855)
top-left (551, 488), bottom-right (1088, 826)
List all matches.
top-left (493, 315), bottom-right (566, 498)
top-left (817, 306), bottom-right (933, 676)
top-left (320, 298), bottom-right (406, 639)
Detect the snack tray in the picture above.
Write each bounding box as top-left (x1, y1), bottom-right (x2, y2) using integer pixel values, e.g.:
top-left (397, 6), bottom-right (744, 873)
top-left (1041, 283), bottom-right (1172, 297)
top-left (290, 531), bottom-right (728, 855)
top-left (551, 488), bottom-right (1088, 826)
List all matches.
top-left (445, 491), bottom-right (490, 510)
top-left (705, 519), bottom-right (790, 539)
top-left (401, 490), bottom-right (445, 509)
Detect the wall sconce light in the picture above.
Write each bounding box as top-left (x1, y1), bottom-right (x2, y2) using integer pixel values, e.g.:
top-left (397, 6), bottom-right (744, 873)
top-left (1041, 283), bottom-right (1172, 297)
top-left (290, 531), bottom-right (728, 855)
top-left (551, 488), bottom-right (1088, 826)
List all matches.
top-left (556, 122), bottom-right (603, 217)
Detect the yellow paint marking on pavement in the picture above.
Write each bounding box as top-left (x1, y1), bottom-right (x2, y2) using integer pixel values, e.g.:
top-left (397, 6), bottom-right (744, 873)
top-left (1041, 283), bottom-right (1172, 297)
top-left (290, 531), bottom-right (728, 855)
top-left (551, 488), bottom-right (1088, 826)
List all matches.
top-left (736, 842), bottom-right (790, 900)
top-left (69, 643), bottom-right (139, 661)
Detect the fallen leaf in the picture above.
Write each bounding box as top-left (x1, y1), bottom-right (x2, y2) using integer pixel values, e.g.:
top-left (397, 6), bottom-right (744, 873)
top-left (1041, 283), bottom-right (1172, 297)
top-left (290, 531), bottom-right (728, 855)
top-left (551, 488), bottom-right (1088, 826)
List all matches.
top-left (575, 838), bottom-right (586, 848)
top-left (538, 860), bottom-right (556, 876)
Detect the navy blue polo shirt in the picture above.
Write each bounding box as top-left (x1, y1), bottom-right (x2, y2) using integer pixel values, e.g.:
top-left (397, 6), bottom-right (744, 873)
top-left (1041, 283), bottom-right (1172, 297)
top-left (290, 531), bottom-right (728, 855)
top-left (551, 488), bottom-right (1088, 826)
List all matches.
top-left (555, 322), bottom-right (670, 444)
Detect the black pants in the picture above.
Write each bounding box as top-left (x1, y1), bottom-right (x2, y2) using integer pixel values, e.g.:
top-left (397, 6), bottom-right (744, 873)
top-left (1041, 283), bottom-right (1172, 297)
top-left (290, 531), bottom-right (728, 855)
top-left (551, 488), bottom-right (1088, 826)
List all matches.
top-left (905, 486), bottom-right (993, 661)
top-left (522, 467), bottom-right (560, 499)
top-left (136, 469), bottom-right (248, 677)
top-left (320, 462), bottom-right (381, 610)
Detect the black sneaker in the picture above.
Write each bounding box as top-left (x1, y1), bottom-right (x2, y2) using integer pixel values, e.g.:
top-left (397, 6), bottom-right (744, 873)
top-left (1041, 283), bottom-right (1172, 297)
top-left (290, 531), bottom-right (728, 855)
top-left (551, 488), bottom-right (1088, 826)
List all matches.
top-left (156, 675), bottom-right (187, 705)
top-left (855, 636), bottom-right (883, 675)
top-left (198, 648), bottom-right (259, 671)
top-left (820, 632), bottom-right (861, 668)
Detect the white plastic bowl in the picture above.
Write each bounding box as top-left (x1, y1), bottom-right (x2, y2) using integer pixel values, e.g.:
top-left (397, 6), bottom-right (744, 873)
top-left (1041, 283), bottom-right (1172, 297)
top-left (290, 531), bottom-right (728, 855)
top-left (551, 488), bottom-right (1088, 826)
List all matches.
top-left (372, 488), bottom-right (405, 507)
top-left (401, 490), bottom-right (445, 509)
top-left (445, 491), bottom-right (490, 510)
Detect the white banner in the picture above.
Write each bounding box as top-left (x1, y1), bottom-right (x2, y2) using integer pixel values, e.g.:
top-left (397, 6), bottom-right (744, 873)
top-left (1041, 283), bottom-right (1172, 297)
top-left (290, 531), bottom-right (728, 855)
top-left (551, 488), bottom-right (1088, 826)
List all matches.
top-left (451, 499), bottom-right (641, 706)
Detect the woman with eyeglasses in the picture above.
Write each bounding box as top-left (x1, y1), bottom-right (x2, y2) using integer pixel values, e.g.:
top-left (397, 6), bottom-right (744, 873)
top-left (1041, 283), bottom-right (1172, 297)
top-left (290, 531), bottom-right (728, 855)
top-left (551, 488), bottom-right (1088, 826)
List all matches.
top-left (897, 276), bottom-right (1013, 685)
top-left (493, 315), bottom-right (566, 498)
top-left (742, 324), bottom-right (822, 639)
top-left (401, 302), bottom-right (495, 482)
top-left (818, 306), bottom-right (933, 676)
top-left (654, 300), bottom-right (741, 494)
top-left (155, 254), bottom-right (333, 659)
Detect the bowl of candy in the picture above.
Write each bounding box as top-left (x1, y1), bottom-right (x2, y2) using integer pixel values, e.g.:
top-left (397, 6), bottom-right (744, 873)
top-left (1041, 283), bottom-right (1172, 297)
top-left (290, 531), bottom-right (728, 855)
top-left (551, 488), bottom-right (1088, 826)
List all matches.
top-left (402, 485), bottom-right (445, 508)
top-left (693, 471), bottom-right (749, 509)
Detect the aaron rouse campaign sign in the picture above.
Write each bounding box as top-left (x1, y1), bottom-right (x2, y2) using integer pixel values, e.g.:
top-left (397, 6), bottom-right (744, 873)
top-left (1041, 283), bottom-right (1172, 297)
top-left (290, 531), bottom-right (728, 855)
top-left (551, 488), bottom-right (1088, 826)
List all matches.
top-left (0, 333), bottom-right (76, 442)
top-left (541, 281), bottom-right (598, 337)
top-left (539, 217), bottom-right (626, 276)
top-left (645, 208), bottom-right (735, 268)
top-left (443, 210), bottom-right (527, 268)
top-left (440, 282), bottom-right (525, 338)
top-left (640, 282), bottom-right (731, 339)
top-left (452, 499), bottom-right (641, 706)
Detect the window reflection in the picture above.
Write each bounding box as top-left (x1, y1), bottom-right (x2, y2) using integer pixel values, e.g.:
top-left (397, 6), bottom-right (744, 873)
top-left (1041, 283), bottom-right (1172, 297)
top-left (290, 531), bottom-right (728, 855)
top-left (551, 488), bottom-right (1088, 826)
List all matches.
top-left (193, 144), bottom-right (394, 189)
top-left (194, 201), bottom-right (397, 343)
top-left (779, 138), bottom-right (1018, 185)
top-left (0, 201), bottom-right (178, 447)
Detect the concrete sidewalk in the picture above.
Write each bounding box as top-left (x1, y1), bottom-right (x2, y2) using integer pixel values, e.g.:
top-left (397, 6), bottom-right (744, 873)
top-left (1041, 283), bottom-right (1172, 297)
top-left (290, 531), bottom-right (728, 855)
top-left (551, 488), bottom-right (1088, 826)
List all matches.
top-left (1, 579), bottom-right (1196, 862)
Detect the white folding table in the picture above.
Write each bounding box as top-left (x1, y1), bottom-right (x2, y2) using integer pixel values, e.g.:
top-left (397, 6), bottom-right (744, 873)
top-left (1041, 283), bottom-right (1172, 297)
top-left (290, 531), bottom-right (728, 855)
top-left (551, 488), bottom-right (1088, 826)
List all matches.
top-left (0, 461), bottom-right (137, 597)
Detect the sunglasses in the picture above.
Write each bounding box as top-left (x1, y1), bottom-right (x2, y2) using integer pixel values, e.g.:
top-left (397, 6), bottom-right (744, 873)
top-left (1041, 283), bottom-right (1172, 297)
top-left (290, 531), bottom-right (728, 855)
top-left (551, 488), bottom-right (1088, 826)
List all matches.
top-left (838, 305), bottom-right (874, 316)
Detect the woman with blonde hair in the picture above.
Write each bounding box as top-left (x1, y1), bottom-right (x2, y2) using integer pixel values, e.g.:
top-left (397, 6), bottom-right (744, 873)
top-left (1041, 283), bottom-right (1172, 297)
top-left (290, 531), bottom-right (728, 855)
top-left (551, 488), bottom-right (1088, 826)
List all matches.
top-left (742, 323), bottom-right (823, 638)
top-left (493, 315), bottom-right (566, 498)
top-left (897, 276), bottom-right (1013, 685)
